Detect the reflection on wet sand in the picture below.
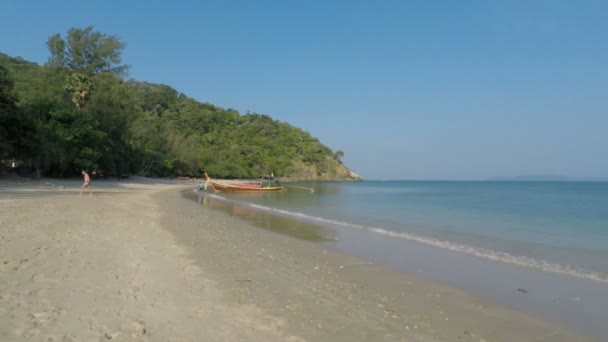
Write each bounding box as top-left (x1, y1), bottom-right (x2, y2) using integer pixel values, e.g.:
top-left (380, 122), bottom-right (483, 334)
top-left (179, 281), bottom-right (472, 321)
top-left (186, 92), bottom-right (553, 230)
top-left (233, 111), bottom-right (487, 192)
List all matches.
top-left (188, 191), bottom-right (336, 242)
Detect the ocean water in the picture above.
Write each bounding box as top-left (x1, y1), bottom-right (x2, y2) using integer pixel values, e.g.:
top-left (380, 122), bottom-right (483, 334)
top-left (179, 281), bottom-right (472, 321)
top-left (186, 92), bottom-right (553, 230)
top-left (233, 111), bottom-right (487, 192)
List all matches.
top-left (198, 181), bottom-right (608, 283)
top-left (190, 180), bottom-right (608, 337)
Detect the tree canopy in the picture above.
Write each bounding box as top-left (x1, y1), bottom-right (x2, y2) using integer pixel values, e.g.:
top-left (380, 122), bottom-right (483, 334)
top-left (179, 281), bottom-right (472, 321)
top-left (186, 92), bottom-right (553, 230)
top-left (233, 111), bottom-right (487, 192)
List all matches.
top-left (0, 65), bottom-right (21, 160)
top-left (0, 27), bottom-right (359, 181)
top-left (46, 26), bottom-right (128, 76)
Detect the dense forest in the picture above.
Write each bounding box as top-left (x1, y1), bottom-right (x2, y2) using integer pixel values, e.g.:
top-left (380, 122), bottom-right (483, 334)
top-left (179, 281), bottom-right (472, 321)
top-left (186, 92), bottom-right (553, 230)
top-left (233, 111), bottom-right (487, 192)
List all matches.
top-left (0, 27), bottom-right (360, 181)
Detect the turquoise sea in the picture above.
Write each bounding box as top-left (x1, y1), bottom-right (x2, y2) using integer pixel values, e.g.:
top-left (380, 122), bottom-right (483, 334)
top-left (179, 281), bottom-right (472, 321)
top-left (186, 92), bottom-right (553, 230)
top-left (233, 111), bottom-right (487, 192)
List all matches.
top-left (191, 180), bottom-right (608, 337)
top-left (200, 181), bottom-right (608, 282)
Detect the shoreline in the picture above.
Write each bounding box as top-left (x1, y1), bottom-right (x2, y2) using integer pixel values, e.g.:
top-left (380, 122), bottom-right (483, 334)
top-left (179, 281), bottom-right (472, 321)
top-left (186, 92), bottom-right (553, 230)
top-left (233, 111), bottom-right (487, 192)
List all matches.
top-left (192, 191), bottom-right (608, 338)
top-left (161, 187), bottom-right (598, 341)
top-left (0, 179), bottom-right (599, 341)
top-left (198, 189), bottom-right (608, 284)
top-left (190, 189), bottom-right (608, 339)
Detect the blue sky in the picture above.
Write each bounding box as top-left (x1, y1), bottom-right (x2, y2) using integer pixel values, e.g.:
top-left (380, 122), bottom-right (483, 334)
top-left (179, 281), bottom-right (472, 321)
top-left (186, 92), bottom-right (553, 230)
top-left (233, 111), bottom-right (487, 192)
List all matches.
top-left (1, 0), bottom-right (607, 180)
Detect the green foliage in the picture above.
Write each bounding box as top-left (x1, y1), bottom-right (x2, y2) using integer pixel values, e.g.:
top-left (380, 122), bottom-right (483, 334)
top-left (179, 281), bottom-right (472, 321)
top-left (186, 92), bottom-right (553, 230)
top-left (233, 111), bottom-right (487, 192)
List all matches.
top-left (0, 27), bottom-right (352, 180)
top-left (85, 73), bottom-right (141, 175)
top-left (47, 26), bottom-right (128, 76)
top-left (0, 65), bottom-right (21, 159)
top-left (128, 81), bottom-right (179, 116)
top-left (12, 63), bottom-right (67, 106)
top-left (41, 108), bottom-right (104, 175)
top-left (64, 72), bottom-right (92, 109)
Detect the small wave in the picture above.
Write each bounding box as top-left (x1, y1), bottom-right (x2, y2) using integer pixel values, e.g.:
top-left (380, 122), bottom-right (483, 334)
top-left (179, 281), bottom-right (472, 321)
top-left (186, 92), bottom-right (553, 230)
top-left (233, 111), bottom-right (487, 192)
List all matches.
top-left (203, 194), bottom-right (608, 283)
top-left (367, 228), bottom-right (608, 284)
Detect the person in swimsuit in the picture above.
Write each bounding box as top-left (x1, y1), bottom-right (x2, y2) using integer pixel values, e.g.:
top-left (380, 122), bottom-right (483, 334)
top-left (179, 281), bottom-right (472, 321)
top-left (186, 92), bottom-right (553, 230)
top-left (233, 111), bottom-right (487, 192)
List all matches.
top-left (80, 170), bottom-right (93, 196)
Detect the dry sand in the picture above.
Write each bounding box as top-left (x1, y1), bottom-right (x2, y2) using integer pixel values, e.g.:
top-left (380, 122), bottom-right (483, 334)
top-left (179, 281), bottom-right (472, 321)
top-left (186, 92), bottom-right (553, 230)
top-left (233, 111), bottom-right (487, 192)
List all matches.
top-left (0, 178), bottom-right (597, 341)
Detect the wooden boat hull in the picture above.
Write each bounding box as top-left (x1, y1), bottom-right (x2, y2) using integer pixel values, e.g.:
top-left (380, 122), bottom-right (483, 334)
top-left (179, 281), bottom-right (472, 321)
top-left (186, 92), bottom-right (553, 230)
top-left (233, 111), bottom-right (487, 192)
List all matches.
top-left (234, 183), bottom-right (262, 188)
top-left (207, 181), bottom-right (283, 192)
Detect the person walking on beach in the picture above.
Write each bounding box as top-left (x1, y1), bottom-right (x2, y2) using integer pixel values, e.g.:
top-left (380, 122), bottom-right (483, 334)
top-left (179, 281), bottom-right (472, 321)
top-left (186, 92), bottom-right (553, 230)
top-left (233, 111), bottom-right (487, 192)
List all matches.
top-left (80, 170), bottom-right (93, 196)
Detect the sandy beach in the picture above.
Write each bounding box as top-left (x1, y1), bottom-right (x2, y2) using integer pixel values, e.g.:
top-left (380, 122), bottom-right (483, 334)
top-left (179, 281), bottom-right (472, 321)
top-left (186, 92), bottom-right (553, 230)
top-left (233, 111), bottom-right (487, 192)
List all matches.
top-left (0, 178), bottom-right (598, 341)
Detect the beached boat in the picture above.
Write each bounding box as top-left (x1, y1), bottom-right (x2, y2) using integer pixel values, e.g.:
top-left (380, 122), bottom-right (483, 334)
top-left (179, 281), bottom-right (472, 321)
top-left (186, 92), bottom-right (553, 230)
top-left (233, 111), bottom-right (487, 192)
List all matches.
top-left (204, 173), bottom-right (283, 192)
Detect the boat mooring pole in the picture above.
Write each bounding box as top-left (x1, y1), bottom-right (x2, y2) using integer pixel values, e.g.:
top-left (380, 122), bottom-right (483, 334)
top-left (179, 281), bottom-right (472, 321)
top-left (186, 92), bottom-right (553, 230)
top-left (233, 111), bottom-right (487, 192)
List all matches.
top-left (285, 185), bottom-right (315, 192)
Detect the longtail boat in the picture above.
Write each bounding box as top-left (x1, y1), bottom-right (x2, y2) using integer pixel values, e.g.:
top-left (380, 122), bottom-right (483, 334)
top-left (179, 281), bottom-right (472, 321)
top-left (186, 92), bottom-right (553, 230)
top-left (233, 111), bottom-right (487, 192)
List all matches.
top-left (204, 173), bottom-right (283, 192)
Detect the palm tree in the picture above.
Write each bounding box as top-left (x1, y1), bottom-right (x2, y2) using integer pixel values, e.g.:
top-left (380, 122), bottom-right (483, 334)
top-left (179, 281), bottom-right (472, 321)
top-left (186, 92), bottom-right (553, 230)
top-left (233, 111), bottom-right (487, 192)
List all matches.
top-left (64, 72), bottom-right (92, 110)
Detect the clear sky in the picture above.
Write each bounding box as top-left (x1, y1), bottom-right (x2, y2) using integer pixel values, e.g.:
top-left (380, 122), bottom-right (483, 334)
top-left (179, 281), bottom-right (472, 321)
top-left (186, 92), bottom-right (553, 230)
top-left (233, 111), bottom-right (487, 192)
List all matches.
top-left (1, 0), bottom-right (606, 180)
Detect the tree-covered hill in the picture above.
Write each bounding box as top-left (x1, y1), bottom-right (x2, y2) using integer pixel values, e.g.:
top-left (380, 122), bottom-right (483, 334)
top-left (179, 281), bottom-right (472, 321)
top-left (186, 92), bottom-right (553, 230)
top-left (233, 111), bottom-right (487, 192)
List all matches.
top-left (0, 27), bottom-right (361, 181)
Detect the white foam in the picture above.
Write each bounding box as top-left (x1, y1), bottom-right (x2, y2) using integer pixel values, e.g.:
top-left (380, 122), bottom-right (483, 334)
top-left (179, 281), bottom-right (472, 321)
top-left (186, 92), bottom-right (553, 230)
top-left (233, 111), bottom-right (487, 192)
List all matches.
top-left (366, 227), bottom-right (608, 283)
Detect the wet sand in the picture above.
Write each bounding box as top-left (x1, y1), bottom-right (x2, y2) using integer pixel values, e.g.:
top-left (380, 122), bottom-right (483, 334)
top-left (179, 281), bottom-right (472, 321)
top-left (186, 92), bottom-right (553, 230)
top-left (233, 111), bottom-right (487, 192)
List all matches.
top-left (0, 178), bottom-right (598, 341)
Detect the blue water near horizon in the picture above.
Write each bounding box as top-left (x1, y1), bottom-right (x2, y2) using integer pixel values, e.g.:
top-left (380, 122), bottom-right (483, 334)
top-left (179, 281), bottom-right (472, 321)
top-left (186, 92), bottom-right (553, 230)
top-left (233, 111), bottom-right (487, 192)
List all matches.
top-left (207, 180), bottom-right (608, 283)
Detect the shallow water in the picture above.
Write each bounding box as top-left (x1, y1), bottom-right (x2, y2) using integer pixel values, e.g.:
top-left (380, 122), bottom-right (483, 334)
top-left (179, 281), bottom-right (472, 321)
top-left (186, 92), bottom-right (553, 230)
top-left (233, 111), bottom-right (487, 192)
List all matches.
top-left (187, 181), bottom-right (608, 338)
top-left (195, 181), bottom-right (608, 282)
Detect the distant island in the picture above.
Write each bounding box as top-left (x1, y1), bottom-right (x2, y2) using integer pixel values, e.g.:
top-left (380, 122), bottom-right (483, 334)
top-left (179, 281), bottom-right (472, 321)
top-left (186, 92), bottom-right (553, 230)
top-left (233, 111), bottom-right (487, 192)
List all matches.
top-left (487, 174), bottom-right (607, 182)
